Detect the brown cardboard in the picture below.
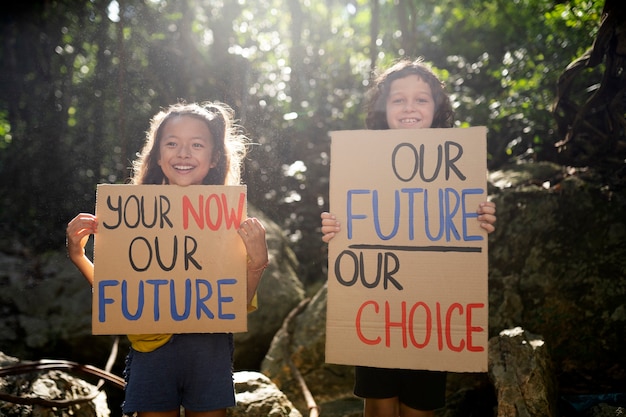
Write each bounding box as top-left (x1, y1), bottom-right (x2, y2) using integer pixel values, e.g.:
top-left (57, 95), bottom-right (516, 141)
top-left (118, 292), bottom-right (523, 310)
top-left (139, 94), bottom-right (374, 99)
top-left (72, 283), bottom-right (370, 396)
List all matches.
top-left (326, 128), bottom-right (488, 372)
top-left (92, 184), bottom-right (248, 335)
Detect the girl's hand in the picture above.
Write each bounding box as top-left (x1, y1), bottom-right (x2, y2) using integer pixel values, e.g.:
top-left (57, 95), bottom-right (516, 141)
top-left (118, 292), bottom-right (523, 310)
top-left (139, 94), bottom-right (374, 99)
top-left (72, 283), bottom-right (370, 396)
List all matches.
top-left (321, 212), bottom-right (341, 243)
top-left (238, 217), bottom-right (269, 271)
top-left (66, 213), bottom-right (98, 285)
top-left (238, 217), bottom-right (269, 305)
top-left (477, 201), bottom-right (497, 234)
top-left (66, 213), bottom-right (98, 261)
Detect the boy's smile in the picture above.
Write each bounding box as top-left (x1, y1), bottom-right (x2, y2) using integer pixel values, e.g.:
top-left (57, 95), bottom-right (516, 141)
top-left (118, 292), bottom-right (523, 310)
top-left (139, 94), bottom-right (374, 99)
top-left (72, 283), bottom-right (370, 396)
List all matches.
top-left (386, 74), bottom-right (436, 130)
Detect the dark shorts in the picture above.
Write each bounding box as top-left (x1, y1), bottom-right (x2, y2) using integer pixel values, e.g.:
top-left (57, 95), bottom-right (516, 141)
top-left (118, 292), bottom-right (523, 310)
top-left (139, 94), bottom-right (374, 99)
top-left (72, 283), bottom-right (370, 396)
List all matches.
top-left (122, 333), bottom-right (235, 414)
top-left (354, 366), bottom-right (447, 411)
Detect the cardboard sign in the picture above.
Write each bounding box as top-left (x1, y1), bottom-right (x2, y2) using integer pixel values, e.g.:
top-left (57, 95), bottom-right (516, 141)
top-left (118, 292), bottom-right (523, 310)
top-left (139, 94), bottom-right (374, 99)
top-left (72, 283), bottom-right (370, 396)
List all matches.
top-left (92, 184), bottom-right (248, 335)
top-left (325, 128), bottom-right (488, 372)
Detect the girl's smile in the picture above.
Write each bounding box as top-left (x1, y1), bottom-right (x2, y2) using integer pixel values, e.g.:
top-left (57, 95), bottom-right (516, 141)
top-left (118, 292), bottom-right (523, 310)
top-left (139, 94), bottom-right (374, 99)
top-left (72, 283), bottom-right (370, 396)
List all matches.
top-left (157, 115), bottom-right (216, 186)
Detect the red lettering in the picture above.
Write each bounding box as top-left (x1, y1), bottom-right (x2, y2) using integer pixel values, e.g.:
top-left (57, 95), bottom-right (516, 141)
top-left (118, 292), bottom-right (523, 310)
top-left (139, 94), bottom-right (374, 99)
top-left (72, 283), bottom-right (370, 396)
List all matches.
top-left (205, 194), bottom-right (222, 231)
top-left (446, 303), bottom-right (465, 352)
top-left (182, 195), bottom-right (203, 230)
top-left (355, 301), bottom-right (381, 345)
top-left (385, 301), bottom-right (407, 348)
top-left (223, 192), bottom-right (246, 229)
top-left (408, 301), bottom-right (431, 348)
top-left (354, 300), bottom-right (485, 353)
top-left (466, 303), bottom-right (485, 352)
top-left (436, 302), bottom-right (444, 350)
top-left (182, 193), bottom-right (246, 231)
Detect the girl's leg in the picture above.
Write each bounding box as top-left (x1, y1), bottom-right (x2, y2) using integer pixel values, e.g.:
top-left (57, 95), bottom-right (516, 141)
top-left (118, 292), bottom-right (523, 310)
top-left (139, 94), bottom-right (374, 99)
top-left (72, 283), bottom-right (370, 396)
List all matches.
top-left (136, 410), bottom-right (180, 417)
top-left (135, 409), bottom-right (226, 417)
top-left (363, 397), bottom-right (399, 417)
top-left (399, 402), bottom-right (434, 417)
top-left (363, 398), bottom-right (435, 417)
top-left (185, 409), bottom-right (227, 417)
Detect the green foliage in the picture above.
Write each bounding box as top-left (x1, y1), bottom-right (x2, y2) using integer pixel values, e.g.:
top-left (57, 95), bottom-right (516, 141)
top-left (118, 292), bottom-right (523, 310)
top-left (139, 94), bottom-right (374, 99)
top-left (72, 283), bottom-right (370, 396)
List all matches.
top-left (0, 0), bottom-right (607, 284)
top-left (0, 111), bottom-right (11, 150)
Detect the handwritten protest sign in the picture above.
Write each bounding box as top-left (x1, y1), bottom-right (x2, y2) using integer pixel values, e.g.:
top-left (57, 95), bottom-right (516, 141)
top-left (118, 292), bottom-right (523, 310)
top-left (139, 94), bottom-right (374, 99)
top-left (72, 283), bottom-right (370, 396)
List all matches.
top-left (92, 184), bottom-right (248, 335)
top-left (325, 128), bottom-right (488, 372)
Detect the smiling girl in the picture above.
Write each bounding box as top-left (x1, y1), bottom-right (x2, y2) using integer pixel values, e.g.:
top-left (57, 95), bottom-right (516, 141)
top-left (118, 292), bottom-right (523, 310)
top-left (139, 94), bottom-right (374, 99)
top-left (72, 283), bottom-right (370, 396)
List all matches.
top-left (67, 102), bottom-right (269, 417)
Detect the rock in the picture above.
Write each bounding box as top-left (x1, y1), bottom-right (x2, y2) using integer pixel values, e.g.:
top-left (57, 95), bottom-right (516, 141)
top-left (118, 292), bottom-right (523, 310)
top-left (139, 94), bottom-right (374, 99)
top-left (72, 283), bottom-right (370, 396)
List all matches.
top-left (1, 353), bottom-right (304, 417)
top-left (261, 284), bottom-right (358, 416)
top-left (0, 352), bottom-right (110, 417)
top-left (560, 393), bottom-right (626, 416)
top-left (487, 163), bottom-right (626, 391)
top-left (228, 371), bottom-right (302, 417)
top-left (0, 249), bottom-right (117, 367)
top-left (488, 327), bottom-right (557, 417)
top-left (583, 403), bottom-right (625, 417)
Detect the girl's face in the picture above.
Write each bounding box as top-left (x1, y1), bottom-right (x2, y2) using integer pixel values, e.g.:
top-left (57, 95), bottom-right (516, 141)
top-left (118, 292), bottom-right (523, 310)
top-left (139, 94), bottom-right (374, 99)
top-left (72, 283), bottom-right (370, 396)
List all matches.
top-left (157, 115), bottom-right (217, 186)
top-left (385, 74), bottom-right (435, 130)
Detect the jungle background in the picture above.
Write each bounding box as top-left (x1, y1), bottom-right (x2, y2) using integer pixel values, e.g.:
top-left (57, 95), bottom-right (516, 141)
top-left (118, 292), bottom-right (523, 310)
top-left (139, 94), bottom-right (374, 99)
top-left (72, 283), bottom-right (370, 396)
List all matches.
top-left (1, 0), bottom-right (625, 415)
top-left (2, 0), bottom-right (622, 277)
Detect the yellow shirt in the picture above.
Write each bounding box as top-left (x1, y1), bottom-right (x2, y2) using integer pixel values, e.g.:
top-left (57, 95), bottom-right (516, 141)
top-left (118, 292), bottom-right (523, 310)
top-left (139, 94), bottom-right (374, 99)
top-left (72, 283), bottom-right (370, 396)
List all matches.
top-left (127, 295), bottom-right (258, 352)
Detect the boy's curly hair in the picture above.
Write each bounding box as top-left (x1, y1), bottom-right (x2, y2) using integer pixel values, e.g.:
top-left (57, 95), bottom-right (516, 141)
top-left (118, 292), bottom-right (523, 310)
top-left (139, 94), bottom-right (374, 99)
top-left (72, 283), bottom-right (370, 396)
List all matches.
top-left (365, 58), bottom-right (454, 130)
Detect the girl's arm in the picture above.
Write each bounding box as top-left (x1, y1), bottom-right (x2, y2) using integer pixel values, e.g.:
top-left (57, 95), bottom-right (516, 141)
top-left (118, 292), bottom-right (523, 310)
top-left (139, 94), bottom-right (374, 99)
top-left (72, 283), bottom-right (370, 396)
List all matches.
top-left (237, 217), bottom-right (269, 305)
top-left (66, 213), bottom-right (98, 286)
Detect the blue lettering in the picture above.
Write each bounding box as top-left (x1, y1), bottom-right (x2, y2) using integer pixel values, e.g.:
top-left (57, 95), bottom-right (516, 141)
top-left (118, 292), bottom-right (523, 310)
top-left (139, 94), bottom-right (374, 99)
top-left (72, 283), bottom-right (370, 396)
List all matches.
top-left (372, 190), bottom-right (400, 240)
top-left (98, 280), bottom-right (119, 322)
top-left (121, 280), bottom-right (144, 320)
top-left (345, 186), bottom-right (484, 243)
top-left (195, 279), bottom-right (214, 319)
top-left (217, 278), bottom-right (237, 320)
top-left (424, 188), bottom-right (444, 241)
top-left (346, 189), bottom-right (370, 239)
top-left (146, 279), bottom-right (168, 321)
top-left (401, 188), bottom-right (424, 240)
top-left (462, 188), bottom-right (484, 241)
top-left (170, 278), bottom-right (191, 321)
top-left (96, 278), bottom-right (245, 324)
top-left (444, 189), bottom-right (461, 241)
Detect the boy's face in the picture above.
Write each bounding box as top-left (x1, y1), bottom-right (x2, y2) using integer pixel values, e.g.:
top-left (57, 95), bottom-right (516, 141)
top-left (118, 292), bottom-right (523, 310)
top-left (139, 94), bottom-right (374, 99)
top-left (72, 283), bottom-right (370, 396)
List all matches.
top-left (157, 115), bottom-right (217, 186)
top-left (385, 74), bottom-right (435, 130)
